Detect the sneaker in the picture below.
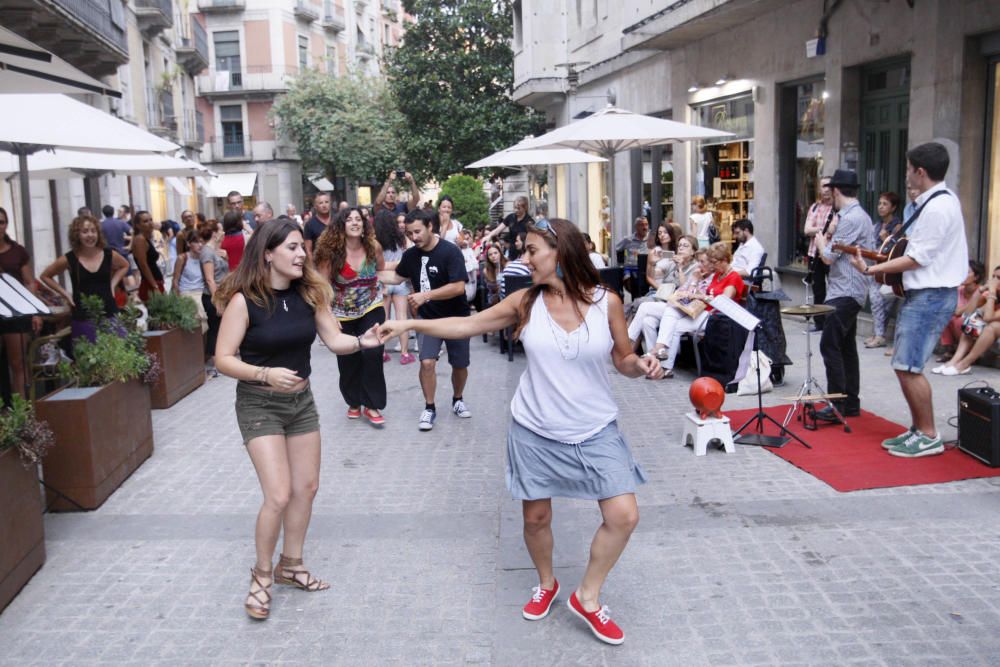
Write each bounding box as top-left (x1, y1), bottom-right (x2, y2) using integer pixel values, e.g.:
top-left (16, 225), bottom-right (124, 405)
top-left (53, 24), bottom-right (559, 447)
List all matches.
top-left (567, 591), bottom-right (624, 645)
top-left (882, 426), bottom-right (915, 450)
top-left (931, 365), bottom-right (946, 374)
top-left (452, 399), bottom-right (472, 418)
top-left (522, 580), bottom-right (559, 620)
top-left (382, 351), bottom-right (391, 363)
top-left (347, 407), bottom-right (362, 420)
top-left (400, 353), bottom-right (416, 365)
top-left (418, 409), bottom-right (436, 431)
top-left (889, 431), bottom-right (945, 458)
top-left (363, 408), bottom-right (385, 427)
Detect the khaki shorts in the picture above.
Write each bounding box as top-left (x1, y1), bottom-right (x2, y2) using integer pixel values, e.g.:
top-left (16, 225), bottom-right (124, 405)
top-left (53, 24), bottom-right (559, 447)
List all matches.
top-left (234, 382), bottom-right (319, 445)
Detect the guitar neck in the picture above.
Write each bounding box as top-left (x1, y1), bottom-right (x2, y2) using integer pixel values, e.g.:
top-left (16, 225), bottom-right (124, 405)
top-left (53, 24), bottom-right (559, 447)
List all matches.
top-left (832, 244), bottom-right (886, 262)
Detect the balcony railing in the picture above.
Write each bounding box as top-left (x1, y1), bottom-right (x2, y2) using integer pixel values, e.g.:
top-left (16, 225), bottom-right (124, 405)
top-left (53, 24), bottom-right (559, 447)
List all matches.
top-left (135, 0), bottom-right (174, 36)
top-left (197, 66), bottom-right (299, 97)
top-left (209, 134), bottom-right (253, 161)
top-left (294, 0), bottom-right (319, 22)
top-left (381, 0), bottom-right (399, 16)
top-left (182, 110), bottom-right (206, 147)
top-left (357, 41), bottom-right (375, 58)
top-left (321, 1), bottom-right (345, 31)
top-left (177, 18), bottom-right (209, 74)
top-left (197, 0), bottom-right (245, 12)
top-left (146, 88), bottom-right (177, 136)
top-left (50, 0), bottom-right (129, 56)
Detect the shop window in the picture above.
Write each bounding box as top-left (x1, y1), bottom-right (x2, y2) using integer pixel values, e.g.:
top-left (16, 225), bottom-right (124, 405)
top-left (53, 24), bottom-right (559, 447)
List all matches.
top-left (783, 79), bottom-right (826, 267)
top-left (691, 94), bottom-right (754, 243)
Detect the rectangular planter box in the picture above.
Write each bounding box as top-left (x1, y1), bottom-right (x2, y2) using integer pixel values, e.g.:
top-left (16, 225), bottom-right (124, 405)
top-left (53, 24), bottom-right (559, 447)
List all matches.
top-left (36, 379), bottom-right (154, 511)
top-left (144, 327), bottom-right (206, 409)
top-left (0, 447), bottom-right (45, 613)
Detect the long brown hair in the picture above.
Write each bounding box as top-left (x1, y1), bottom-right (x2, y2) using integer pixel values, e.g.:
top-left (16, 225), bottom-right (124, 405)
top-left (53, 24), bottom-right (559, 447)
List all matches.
top-left (482, 243), bottom-right (507, 283)
top-left (514, 218), bottom-right (600, 339)
top-left (213, 219), bottom-right (332, 313)
top-left (313, 206), bottom-right (380, 277)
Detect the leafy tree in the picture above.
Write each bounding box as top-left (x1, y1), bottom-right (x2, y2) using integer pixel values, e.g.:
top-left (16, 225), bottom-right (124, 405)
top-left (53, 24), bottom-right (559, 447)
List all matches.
top-left (385, 0), bottom-right (544, 182)
top-left (271, 69), bottom-right (405, 185)
top-left (439, 174), bottom-right (489, 229)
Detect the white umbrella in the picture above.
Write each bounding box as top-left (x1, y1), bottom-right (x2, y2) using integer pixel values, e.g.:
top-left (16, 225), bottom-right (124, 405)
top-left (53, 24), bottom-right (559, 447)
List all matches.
top-left (514, 105), bottom-right (733, 261)
top-left (0, 26), bottom-right (121, 98)
top-left (466, 138), bottom-right (607, 169)
top-left (0, 94), bottom-right (179, 258)
top-left (0, 149), bottom-right (213, 180)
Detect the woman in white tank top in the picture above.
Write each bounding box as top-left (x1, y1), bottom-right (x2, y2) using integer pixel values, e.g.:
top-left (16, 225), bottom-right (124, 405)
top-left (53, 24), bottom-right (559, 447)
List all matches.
top-left (377, 218), bottom-right (661, 646)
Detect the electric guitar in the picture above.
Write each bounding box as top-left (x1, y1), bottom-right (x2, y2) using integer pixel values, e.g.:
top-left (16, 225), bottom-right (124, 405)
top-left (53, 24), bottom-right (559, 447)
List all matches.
top-left (832, 236), bottom-right (907, 298)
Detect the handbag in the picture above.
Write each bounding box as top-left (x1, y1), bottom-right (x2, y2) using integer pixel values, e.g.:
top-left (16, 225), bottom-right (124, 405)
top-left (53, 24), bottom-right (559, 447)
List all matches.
top-left (653, 283), bottom-right (676, 301)
top-left (962, 311), bottom-right (987, 338)
top-left (667, 291), bottom-right (707, 319)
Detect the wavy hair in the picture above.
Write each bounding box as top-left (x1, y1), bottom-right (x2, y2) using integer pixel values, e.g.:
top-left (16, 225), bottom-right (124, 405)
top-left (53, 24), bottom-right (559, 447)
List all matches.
top-left (68, 215), bottom-right (106, 252)
top-left (373, 209), bottom-right (404, 252)
top-left (312, 206), bottom-right (380, 276)
top-left (514, 218), bottom-right (600, 340)
top-left (213, 219), bottom-right (332, 313)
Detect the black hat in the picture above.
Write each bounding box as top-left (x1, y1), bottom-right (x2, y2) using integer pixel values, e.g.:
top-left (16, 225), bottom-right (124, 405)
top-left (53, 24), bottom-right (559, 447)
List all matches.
top-left (828, 169), bottom-right (859, 189)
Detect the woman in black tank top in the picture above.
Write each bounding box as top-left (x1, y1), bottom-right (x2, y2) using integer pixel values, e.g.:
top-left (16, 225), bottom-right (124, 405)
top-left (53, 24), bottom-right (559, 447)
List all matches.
top-left (212, 219), bottom-right (381, 621)
top-left (130, 210), bottom-right (164, 302)
top-left (40, 215), bottom-right (129, 343)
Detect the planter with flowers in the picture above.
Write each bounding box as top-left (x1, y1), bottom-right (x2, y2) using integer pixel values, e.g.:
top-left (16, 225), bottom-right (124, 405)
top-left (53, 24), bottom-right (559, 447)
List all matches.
top-left (35, 298), bottom-right (158, 511)
top-left (0, 396), bottom-right (53, 612)
top-left (144, 291), bottom-right (205, 409)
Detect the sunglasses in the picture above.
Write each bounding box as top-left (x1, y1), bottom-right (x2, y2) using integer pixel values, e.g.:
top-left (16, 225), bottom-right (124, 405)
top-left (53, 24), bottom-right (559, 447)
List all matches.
top-left (532, 219), bottom-right (557, 238)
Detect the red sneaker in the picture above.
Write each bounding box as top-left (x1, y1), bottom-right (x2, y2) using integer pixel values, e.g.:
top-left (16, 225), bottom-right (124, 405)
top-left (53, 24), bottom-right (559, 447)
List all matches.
top-left (382, 351), bottom-right (391, 363)
top-left (363, 408), bottom-right (385, 427)
top-left (522, 580), bottom-right (559, 620)
top-left (567, 591), bottom-right (624, 645)
top-left (346, 407), bottom-right (361, 419)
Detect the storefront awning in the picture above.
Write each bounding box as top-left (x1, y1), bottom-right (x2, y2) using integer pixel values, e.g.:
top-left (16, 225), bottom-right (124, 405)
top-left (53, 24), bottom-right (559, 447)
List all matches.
top-left (309, 176), bottom-right (335, 191)
top-left (205, 172), bottom-right (257, 198)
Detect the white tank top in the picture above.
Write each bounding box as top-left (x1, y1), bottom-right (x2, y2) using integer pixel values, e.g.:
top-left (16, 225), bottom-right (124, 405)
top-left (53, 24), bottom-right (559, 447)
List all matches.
top-left (510, 287), bottom-right (618, 444)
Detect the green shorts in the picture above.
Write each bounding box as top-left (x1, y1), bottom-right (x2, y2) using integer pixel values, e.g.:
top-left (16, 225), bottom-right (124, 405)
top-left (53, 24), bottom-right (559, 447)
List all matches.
top-left (234, 382), bottom-right (320, 445)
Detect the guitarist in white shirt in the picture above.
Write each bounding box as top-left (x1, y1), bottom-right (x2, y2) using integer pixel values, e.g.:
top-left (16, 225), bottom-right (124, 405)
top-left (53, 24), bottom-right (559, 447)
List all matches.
top-left (849, 142), bottom-right (969, 458)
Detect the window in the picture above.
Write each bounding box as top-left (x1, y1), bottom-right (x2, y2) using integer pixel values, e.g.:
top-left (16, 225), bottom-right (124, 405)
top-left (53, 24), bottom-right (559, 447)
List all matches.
top-left (326, 45), bottom-right (338, 76)
top-left (214, 31), bottom-right (241, 87)
top-left (220, 104), bottom-right (245, 158)
top-left (298, 35), bottom-right (309, 70)
top-left (784, 79), bottom-right (826, 266)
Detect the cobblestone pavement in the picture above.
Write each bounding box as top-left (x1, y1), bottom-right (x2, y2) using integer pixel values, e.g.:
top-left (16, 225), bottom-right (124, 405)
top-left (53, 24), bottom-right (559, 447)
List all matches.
top-left (2, 319), bottom-right (1000, 666)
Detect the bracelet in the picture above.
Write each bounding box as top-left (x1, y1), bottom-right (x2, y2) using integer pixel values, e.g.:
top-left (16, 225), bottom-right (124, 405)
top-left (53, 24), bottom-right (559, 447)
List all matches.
top-left (356, 335), bottom-right (363, 350)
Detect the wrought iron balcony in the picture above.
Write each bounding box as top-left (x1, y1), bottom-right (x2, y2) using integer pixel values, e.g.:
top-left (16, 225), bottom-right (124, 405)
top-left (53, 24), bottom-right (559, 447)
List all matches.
top-left (135, 0), bottom-right (173, 37)
top-left (182, 110), bottom-right (205, 148)
top-left (176, 17), bottom-right (209, 74)
top-left (196, 66), bottom-right (299, 99)
top-left (208, 134), bottom-right (253, 161)
top-left (146, 88), bottom-right (177, 138)
top-left (321, 1), bottom-right (345, 31)
top-left (196, 0), bottom-right (245, 13)
top-left (294, 0), bottom-right (318, 22)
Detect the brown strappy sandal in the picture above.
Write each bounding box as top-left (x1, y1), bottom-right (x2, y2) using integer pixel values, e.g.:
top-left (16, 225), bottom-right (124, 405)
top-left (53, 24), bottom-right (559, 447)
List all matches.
top-left (245, 566), bottom-right (273, 620)
top-left (275, 554), bottom-right (330, 592)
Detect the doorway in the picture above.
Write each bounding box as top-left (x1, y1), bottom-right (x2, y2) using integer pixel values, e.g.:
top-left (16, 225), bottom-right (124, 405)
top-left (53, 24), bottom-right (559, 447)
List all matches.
top-left (859, 59), bottom-right (911, 218)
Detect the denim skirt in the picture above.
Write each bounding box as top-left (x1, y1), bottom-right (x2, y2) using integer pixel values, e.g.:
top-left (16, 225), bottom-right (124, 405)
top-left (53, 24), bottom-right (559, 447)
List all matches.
top-left (506, 419), bottom-right (647, 501)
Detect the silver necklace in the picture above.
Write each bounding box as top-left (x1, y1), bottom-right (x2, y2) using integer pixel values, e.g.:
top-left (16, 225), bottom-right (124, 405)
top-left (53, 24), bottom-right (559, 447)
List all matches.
top-left (282, 298), bottom-right (289, 312)
top-left (543, 299), bottom-right (586, 361)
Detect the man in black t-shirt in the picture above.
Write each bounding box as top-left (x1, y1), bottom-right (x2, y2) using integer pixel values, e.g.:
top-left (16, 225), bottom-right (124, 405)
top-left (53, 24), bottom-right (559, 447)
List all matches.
top-left (303, 192), bottom-right (333, 256)
top-left (387, 208), bottom-right (472, 431)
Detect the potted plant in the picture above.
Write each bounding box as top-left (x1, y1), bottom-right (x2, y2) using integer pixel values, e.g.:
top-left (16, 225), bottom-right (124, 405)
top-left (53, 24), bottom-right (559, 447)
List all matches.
top-left (0, 396), bottom-right (53, 612)
top-left (35, 297), bottom-right (158, 511)
top-left (144, 291), bottom-right (205, 409)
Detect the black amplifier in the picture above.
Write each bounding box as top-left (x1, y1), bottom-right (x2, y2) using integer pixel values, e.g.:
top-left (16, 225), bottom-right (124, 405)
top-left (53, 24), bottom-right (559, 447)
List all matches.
top-left (957, 387), bottom-right (1000, 467)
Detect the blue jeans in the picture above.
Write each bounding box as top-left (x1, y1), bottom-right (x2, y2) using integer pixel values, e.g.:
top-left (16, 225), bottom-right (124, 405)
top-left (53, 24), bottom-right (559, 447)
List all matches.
top-left (891, 287), bottom-right (957, 373)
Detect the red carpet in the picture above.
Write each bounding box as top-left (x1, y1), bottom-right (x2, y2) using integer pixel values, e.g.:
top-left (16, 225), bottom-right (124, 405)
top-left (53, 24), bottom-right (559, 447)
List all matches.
top-left (724, 406), bottom-right (1000, 492)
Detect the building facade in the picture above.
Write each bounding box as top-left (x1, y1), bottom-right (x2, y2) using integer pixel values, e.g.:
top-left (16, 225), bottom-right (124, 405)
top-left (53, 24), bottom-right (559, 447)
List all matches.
top-left (514, 0), bottom-right (1000, 289)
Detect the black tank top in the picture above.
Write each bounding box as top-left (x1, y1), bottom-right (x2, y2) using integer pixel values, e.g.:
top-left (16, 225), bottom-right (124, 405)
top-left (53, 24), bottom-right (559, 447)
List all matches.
top-left (239, 287), bottom-right (317, 379)
top-left (145, 237), bottom-right (163, 282)
top-left (66, 249), bottom-right (118, 320)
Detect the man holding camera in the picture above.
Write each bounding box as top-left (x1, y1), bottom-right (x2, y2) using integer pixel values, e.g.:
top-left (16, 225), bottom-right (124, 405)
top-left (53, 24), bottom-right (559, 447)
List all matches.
top-left (376, 170), bottom-right (421, 215)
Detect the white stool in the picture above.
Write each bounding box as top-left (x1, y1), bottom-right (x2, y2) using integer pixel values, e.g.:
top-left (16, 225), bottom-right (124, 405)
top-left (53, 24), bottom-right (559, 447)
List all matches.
top-left (681, 412), bottom-right (735, 456)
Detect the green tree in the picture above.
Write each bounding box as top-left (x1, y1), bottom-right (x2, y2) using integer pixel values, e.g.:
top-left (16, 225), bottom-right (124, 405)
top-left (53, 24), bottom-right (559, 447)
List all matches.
top-left (271, 69), bottom-right (404, 185)
top-left (439, 174), bottom-right (489, 229)
top-left (385, 0), bottom-right (544, 182)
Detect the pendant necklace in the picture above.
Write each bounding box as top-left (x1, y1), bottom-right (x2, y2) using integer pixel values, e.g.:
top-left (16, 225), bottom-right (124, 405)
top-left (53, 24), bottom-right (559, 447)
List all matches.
top-left (282, 298), bottom-right (289, 312)
top-left (544, 296), bottom-right (585, 361)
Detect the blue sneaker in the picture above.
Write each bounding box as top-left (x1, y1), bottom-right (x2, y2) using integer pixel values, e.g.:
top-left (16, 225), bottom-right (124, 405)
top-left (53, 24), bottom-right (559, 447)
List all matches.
top-left (418, 408), bottom-right (436, 431)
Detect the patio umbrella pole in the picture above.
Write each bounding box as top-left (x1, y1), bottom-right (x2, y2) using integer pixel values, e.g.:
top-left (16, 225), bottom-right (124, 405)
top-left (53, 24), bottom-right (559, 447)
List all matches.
top-left (15, 144), bottom-right (36, 261)
top-left (606, 150), bottom-right (616, 267)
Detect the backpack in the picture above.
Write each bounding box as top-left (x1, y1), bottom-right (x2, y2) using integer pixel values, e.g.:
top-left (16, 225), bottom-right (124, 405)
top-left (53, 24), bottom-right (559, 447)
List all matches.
top-left (707, 222), bottom-right (721, 245)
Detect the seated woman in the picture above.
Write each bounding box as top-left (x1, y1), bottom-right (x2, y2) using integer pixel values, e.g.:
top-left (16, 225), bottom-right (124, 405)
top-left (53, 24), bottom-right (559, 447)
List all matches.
top-left (644, 224), bottom-right (679, 292)
top-left (583, 233), bottom-right (607, 269)
top-left (934, 266), bottom-right (1000, 376)
top-left (937, 260), bottom-right (985, 360)
top-left (482, 244), bottom-right (507, 307)
top-left (649, 242), bottom-right (745, 378)
top-left (40, 215), bottom-right (129, 342)
top-left (627, 242), bottom-right (704, 358)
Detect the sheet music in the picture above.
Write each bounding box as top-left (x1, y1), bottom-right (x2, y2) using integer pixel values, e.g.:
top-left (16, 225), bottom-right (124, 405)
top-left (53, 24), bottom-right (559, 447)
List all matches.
top-left (710, 294), bottom-right (760, 331)
top-left (0, 273), bottom-right (51, 318)
top-left (1, 274), bottom-right (50, 314)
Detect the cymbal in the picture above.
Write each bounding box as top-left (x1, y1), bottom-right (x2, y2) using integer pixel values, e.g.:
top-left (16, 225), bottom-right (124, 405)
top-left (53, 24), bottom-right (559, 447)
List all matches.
top-left (781, 303), bottom-right (835, 316)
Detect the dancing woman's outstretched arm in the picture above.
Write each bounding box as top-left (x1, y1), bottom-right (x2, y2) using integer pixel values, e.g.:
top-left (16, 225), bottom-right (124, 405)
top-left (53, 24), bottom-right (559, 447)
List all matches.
top-left (378, 289), bottom-right (526, 341)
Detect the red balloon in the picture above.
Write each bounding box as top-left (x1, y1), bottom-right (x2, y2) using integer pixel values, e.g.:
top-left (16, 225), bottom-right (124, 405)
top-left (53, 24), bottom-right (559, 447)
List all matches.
top-left (689, 377), bottom-right (725, 419)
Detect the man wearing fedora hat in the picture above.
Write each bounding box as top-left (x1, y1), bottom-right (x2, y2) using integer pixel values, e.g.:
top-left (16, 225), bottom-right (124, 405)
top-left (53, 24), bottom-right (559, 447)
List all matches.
top-left (849, 142), bottom-right (968, 458)
top-left (814, 168), bottom-right (874, 421)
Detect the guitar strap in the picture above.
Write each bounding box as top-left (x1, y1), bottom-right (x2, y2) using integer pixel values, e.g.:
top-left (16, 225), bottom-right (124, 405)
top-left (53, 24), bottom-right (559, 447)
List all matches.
top-left (893, 190), bottom-right (950, 240)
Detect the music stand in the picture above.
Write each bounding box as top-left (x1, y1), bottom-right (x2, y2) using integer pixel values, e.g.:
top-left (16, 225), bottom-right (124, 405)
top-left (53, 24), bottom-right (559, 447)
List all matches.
top-left (0, 274), bottom-right (52, 402)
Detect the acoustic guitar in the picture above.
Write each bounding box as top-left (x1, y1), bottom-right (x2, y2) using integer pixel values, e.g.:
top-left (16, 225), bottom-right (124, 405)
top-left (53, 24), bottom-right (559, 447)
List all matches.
top-left (832, 237), bottom-right (907, 297)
